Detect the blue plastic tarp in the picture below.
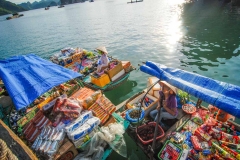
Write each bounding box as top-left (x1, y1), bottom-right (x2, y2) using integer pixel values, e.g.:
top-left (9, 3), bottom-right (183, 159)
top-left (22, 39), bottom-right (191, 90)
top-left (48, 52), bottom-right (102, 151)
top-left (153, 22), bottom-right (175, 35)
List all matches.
top-left (140, 61), bottom-right (240, 118)
top-left (0, 54), bottom-right (82, 111)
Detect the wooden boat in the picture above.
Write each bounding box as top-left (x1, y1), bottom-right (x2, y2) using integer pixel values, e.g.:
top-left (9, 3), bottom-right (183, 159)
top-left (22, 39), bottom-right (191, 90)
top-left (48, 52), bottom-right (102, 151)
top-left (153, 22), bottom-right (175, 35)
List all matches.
top-left (114, 61), bottom-right (240, 160)
top-left (50, 47), bottom-right (135, 92)
top-left (6, 13), bottom-right (24, 20)
top-left (0, 54), bottom-right (129, 160)
top-left (1, 56), bottom-right (240, 160)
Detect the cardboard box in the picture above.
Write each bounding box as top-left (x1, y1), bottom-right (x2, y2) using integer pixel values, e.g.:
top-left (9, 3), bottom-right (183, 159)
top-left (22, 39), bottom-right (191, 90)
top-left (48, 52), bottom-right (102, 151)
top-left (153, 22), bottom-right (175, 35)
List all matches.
top-left (54, 139), bottom-right (78, 160)
top-left (147, 77), bottom-right (161, 98)
top-left (105, 61), bottom-right (123, 79)
top-left (126, 92), bottom-right (158, 116)
top-left (122, 61), bottom-right (131, 72)
top-left (111, 69), bottom-right (125, 81)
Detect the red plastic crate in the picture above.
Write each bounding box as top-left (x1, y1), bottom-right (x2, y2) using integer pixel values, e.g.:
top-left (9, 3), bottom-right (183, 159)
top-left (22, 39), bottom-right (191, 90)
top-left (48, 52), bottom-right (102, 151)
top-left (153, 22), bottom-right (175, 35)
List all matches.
top-left (136, 122), bottom-right (164, 145)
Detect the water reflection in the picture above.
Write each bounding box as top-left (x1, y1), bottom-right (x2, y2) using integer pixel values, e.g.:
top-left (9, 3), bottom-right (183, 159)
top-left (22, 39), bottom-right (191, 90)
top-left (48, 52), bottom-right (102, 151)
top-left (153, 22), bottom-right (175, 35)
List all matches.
top-left (104, 80), bottom-right (138, 105)
top-left (177, 0), bottom-right (240, 73)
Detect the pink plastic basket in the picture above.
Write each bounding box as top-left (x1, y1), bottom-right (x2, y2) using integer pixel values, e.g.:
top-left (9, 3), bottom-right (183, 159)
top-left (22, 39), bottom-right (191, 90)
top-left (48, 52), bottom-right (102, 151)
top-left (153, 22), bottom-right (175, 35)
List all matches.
top-left (182, 103), bottom-right (196, 114)
top-left (136, 122), bottom-right (165, 145)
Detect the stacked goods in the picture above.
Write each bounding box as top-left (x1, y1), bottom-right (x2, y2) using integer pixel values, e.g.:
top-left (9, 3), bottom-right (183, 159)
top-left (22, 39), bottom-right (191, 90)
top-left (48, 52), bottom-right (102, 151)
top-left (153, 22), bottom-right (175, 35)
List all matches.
top-left (56, 79), bottom-right (81, 97)
top-left (66, 114), bottom-right (100, 148)
top-left (23, 111), bottom-right (52, 143)
top-left (88, 103), bottom-right (109, 125)
top-left (121, 61), bottom-right (132, 73)
top-left (147, 77), bottom-right (161, 98)
top-left (50, 47), bottom-right (83, 66)
top-left (51, 97), bottom-right (83, 120)
top-left (31, 127), bottom-right (65, 159)
top-left (88, 95), bottom-right (116, 125)
top-left (95, 95), bottom-right (116, 114)
top-left (70, 87), bottom-right (101, 109)
top-left (126, 92), bottom-right (158, 115)
top-left (158, 107), bottom-right (240, 160)
top-left (17, 106), bottom-right (39, 129)
top-left (158, 140), bottom-right (182, 160)
top-left (11, 78), bottom-right (129, 160)
top-left (104, 60), bottom-right (124, 80)
top-left (36, 79), bottom-right (80, 110)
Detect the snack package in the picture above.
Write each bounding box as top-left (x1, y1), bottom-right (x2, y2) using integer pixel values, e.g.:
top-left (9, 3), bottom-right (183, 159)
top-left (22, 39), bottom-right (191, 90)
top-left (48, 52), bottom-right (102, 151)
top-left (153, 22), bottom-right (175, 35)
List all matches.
top-left (195, 128), bottom-right (212, 141)
top-left (211, 127), bottom-right (222, 140)
top-left (204, 117), bottom-right (217, 127)
top-left (170, 132), bottom-right (184, 144)
top-left (183, 120), bottom-right (199, 133)
top-left (191, 112), bottom-right (204, 125)
top-left (191, 136), bottom-right (201, 151)
top-left (52, 97), bottom-right (82, 118)
top-left (69, 123), bottom-right (90, 141)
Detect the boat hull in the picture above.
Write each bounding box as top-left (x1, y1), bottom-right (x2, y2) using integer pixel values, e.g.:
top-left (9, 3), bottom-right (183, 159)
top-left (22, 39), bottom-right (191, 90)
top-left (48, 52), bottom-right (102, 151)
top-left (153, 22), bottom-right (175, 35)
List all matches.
top-left (82, 72), bottom-right (130, 91)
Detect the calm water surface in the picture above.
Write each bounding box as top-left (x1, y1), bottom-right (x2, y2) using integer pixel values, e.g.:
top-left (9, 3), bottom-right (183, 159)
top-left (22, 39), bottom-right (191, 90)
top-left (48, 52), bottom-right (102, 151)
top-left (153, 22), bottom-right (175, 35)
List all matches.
top-left (0, 0), bottom-right (240, 159)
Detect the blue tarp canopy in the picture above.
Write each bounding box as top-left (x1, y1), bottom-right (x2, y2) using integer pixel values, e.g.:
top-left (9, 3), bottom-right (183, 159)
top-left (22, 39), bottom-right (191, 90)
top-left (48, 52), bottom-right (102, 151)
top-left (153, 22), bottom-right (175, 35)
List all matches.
top-left (140, 61), bottom-right (240, 118)
top-left (0, 54), bottom-right (82, 111)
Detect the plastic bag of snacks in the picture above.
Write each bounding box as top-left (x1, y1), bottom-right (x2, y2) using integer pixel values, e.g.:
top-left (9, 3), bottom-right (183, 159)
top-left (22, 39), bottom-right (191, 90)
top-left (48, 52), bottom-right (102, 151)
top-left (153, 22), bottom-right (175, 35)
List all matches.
top-left (52, 97), bottom-right (83, 119)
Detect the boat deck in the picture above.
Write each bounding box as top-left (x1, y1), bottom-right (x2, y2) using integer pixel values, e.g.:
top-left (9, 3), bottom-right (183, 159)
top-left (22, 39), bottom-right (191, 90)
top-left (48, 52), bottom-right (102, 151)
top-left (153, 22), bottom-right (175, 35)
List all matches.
top-left (121, 107), bottom-right (188, 159)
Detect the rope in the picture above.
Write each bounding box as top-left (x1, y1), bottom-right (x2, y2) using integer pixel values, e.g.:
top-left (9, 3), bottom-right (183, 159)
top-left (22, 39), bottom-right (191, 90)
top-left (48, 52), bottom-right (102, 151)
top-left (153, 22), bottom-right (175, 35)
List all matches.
top-left (0, 139), bottom-right (18, 160)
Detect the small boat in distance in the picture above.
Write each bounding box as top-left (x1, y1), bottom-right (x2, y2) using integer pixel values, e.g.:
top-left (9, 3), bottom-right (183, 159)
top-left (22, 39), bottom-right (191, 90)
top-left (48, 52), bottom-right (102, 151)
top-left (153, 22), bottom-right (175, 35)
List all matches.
top-left (6, 13), bottom-right (24, 20)
top-left (58, 5), bottom-right (65, 8)
top-left (50, 47), bottom-right (135, 91)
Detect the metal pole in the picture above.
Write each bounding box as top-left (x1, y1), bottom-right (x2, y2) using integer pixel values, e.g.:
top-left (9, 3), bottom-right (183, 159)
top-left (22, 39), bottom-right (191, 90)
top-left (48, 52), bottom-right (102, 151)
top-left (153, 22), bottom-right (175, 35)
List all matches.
top-left (150, 94), bottom-right (164, 160)
top-left (136, 77), bottom-right (160, 133)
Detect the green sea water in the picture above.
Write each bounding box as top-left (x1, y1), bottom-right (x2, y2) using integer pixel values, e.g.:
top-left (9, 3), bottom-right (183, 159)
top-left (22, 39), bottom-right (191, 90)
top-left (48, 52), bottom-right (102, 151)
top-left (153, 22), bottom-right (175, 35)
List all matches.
top-left (0, 0), bottom-right (240, 159)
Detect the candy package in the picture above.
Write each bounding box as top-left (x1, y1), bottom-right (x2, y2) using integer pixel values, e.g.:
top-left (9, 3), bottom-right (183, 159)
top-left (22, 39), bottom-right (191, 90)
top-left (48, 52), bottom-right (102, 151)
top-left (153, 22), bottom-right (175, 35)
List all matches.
top-left (191, 112), bottom-right (204, 125)
top-left (169, 132), bottom-right (185, 144)
top-left (183, 120), bottom-right (199, 133)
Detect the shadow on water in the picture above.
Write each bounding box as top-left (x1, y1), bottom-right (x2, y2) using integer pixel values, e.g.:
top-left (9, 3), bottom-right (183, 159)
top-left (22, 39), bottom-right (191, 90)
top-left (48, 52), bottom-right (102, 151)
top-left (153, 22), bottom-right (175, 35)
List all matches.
top-left (177, 0), bottom-right (240, 72)
top-left (104, 79), bottom-right (138, 105)
top-left (107, 133), bottom-right (149, 160)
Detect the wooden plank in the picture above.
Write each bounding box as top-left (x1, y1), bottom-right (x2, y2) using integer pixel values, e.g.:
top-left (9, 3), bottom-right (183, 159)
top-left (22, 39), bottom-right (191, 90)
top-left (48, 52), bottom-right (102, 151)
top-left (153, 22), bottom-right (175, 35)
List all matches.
top-left (0, 120), bottom-right (38, 160)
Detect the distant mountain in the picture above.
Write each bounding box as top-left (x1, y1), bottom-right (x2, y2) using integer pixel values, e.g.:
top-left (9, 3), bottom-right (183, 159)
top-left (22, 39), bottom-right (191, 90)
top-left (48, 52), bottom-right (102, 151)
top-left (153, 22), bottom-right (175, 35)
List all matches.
top-left (19, 0), bottom-right (59, 10)
top-left (0, 0), bottom-right (27, 16)
top-left (0, 0), bottom-right (87, 16)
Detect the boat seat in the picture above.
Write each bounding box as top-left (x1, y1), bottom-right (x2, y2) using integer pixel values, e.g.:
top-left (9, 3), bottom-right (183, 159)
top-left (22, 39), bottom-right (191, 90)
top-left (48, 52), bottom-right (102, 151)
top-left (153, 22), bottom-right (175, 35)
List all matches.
top-left (160, 108), bottom-right (186, 127)
top-left (161, 118), bottom-right (178, 127)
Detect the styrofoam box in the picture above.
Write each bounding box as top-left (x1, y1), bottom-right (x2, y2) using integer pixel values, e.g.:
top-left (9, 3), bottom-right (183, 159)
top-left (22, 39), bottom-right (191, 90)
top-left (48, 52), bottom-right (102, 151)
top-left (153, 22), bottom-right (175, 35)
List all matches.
top-left (126, 92), bottom-right (158, 116)
top-left (111, 69), bottom-right (125, 81)
top-left (147, 77), bottom-right (161, 98)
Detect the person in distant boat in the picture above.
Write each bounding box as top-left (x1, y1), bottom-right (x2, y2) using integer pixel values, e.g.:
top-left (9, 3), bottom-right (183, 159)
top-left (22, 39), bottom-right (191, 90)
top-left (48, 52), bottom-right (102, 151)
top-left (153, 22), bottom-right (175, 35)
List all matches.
top-left (95, 46), bottom-right (109, 74)
top-left (149, 81), bottom-right (178, 128)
